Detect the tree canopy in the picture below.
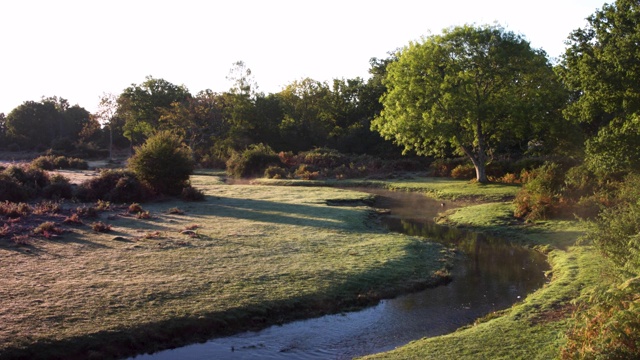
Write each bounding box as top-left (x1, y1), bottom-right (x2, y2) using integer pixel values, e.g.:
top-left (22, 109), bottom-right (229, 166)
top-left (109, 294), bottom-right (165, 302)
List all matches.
top-left (559, 0), bottom-right (640, 177)
top-left (372, 24), bottom-right (567, 182)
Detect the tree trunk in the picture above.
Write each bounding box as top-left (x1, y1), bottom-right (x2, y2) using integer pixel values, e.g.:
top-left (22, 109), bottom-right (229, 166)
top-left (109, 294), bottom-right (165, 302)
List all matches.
top-left (473, 161), bottom-right (489, 183)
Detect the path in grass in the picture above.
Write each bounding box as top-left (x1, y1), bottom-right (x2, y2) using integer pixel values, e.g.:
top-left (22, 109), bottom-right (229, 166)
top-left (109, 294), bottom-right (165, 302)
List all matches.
top-left (0, 176), bottom-right (451, 359)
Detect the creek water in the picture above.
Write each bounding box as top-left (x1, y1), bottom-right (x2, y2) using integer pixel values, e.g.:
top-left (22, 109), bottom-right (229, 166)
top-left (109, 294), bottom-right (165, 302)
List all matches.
top-left (132, 189), bottom-right (548, 360)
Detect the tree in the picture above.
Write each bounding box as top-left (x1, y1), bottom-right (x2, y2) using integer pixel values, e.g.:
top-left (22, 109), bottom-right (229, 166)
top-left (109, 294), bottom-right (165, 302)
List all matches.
top-left (128, 130), bottom-right (195, 196)
top-left (372, 25), bottom-right (565, 183)
top-left (277, 78), bottom-right (333, 152)
top-left (558, 0), bottom-right (640, 176)
top-left (96, 93), bottom-right (118, 160)
top-left (117, 76), bottom-right (191, 146)
top-left (158, 89), bottom-right (229, 157)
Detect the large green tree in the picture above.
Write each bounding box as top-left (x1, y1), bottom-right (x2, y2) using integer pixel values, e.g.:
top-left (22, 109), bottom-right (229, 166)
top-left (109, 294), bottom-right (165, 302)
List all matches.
top-left (5, 97), bottom-right (92, 150)
top-left (558, 0), bottom-right (640, 176)
top-left (117, 76), bottom-right (191, 145)
top-left (372, 25), bottom-right (566, 182)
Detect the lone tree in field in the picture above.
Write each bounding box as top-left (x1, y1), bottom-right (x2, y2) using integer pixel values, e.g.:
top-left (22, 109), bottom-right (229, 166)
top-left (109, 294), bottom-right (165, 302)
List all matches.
top-left (128, 130), bottom-right (195, 196)
top-left (372, 25), bottom-right (565, 183)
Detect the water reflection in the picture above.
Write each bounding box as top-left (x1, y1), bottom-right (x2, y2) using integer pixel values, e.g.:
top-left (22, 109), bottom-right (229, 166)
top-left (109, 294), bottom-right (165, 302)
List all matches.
top-left (132, 189), bottom-right (548, 360)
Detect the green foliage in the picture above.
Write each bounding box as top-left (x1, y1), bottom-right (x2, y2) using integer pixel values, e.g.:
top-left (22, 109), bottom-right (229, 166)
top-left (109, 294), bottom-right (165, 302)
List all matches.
top-left (226, 143), bottom-right (280, 178)
top-left (128, 131), bottom-right (195, 196)
top-left (559, 0), bottom-right (640, 133)
top-left (118, 76), bottom-right (191, 145)
top-left (584, 115), bottom-right (640, 178)
top-left (583, 174), bottom-right (640, 274)
top-left (373, 24), bottom-right (567, 183)
top-left (4, 97), bottom-right (94, 150)
top-left (514, 163), bottom-right (564, 221)
top-left (30, 155), bottom-right (88, 170)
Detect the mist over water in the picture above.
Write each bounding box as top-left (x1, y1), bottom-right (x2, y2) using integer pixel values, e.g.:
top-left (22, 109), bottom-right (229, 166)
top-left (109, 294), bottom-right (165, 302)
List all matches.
top-left (132, 189), bottom-right (548, 360)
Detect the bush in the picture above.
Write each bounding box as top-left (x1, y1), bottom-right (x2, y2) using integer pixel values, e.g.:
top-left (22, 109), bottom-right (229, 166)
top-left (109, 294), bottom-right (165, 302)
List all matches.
top-left (75, 169), bottom-right (152, 203)
top-left (264, 165), bottom-right (289, 179)
top-left (31, 155), bottom-right (88, 170)
top-left (42, 174), bottom-right (73, 200)
top-left (181, 186), bottom-right (205, 201)
top-left (514, 162), bottom-right (564, 221)
top-left (450, 164), bottom-right (476, 179)
top-left (429, 158), bottom-right (468, 177)
top-left (128, 131), bottom-right (195, 196)
top-left (0, 174), bottom-right (29, 202)
top-left (226, 143), bottom-right (280, 178)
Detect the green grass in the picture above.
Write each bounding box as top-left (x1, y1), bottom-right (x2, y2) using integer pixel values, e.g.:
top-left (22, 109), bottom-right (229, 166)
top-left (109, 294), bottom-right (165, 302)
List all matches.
top-left (0, 176), bottom-right (451, 359)
top-left (255, 176), bottom-right (521, 201)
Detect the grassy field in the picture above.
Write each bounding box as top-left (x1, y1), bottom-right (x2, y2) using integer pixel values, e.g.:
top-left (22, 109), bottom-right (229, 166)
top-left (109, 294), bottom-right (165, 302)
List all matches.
top-left (0, 174), bottom-right (452, 359)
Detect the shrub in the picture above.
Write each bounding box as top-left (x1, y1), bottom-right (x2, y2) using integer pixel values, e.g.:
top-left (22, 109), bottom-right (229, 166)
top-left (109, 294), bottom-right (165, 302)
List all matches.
top-left (42, 174), bottom-right (73, 200)
top-left (63, 213), bottom-right (83, 225)
top-left (33, 221), bottom-right (64, 239)
top-left (127, 203), bottom-right (144, 214)
top-left (301, 148), bottom-right (347, 168)
top-left (181, 186), bottom-right (205, 201)
top-left (167, 207), bottom-right (184, 215)
top-left (76, 170), bottom-right (151, 203)
top-left (91, 221), bottom-right (112, 232)
top-left (450, 164), bottom-right (476, 179)
top-left (31, 155), bottom-right (88, 170)
top-left (128, 131), bottom-right (195, 196)
top-left (514, 162), bottom-right (564, 221)
top-left (429, 158), bottom-right (468, 177)
top-left (0, 201), bottom-right (32, 217)
top-left (0, 173), bottom-right (29, 202)
top-left (226, 143), bottom-right (281, 179)
top-left (264, 165), bottom-right (289, 179)
top-left (33, 201), bottom-right (62, 215)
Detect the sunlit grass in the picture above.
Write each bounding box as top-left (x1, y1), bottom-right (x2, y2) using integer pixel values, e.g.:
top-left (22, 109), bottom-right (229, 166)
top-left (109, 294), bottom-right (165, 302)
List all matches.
top-left (0, 180), bottom-right (449, 359)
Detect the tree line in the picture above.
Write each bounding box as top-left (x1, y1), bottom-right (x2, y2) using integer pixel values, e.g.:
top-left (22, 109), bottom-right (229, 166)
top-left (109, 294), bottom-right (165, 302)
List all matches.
top-left (0, 1), bottom-right (636, 187)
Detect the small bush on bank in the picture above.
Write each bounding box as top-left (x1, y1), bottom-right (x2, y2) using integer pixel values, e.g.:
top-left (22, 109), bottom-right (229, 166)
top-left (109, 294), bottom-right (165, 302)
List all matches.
top-left (128, 131), bottom-right (195, 196)
top-left (226, 143), bottom-right (281, 178)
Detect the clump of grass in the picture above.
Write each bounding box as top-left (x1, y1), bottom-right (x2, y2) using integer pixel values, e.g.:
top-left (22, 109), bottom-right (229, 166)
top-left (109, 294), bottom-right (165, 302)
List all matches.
top-left (135, 211), bottom-right (151, 219)
top-left (91, 221), bottom-right (112, 233)
top-left (11, 234), bottom-right (30, 245)
top-left (75, 205), bottom-right (99, 218)
top-left (184, 224), bottom-right (199, 230)
top-left (167, 207), bottom-right (184, 215)
top-left (33, 221), bottom-right (64, 239)
top-left (63, 213), bottom-right (83, 225)
top-left (128, 203), bottom-right (144, 214)
top-left (33, 201), bottom-right (62, 215)
top-left (0, 201), bottom-right (32, 217)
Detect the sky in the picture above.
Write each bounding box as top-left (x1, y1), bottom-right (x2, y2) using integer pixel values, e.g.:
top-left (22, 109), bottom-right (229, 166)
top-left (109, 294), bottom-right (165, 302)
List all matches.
top-left (0, 0), bottom-right (607, 115)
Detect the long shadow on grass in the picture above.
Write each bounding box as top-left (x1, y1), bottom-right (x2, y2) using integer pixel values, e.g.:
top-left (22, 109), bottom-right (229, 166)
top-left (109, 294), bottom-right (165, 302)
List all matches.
top-left (186, 196), bottom-right (377, 232)
top-left (0, 238), bottom-right (448, 360)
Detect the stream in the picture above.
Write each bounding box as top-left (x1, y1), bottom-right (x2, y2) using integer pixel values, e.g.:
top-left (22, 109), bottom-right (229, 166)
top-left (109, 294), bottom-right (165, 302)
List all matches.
top-left (132, 189), bottom-right (548, 359)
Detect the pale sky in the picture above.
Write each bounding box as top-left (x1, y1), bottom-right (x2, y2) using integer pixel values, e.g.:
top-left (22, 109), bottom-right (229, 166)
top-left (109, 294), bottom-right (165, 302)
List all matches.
top-left (1, 0), bottom-right (606, 115)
